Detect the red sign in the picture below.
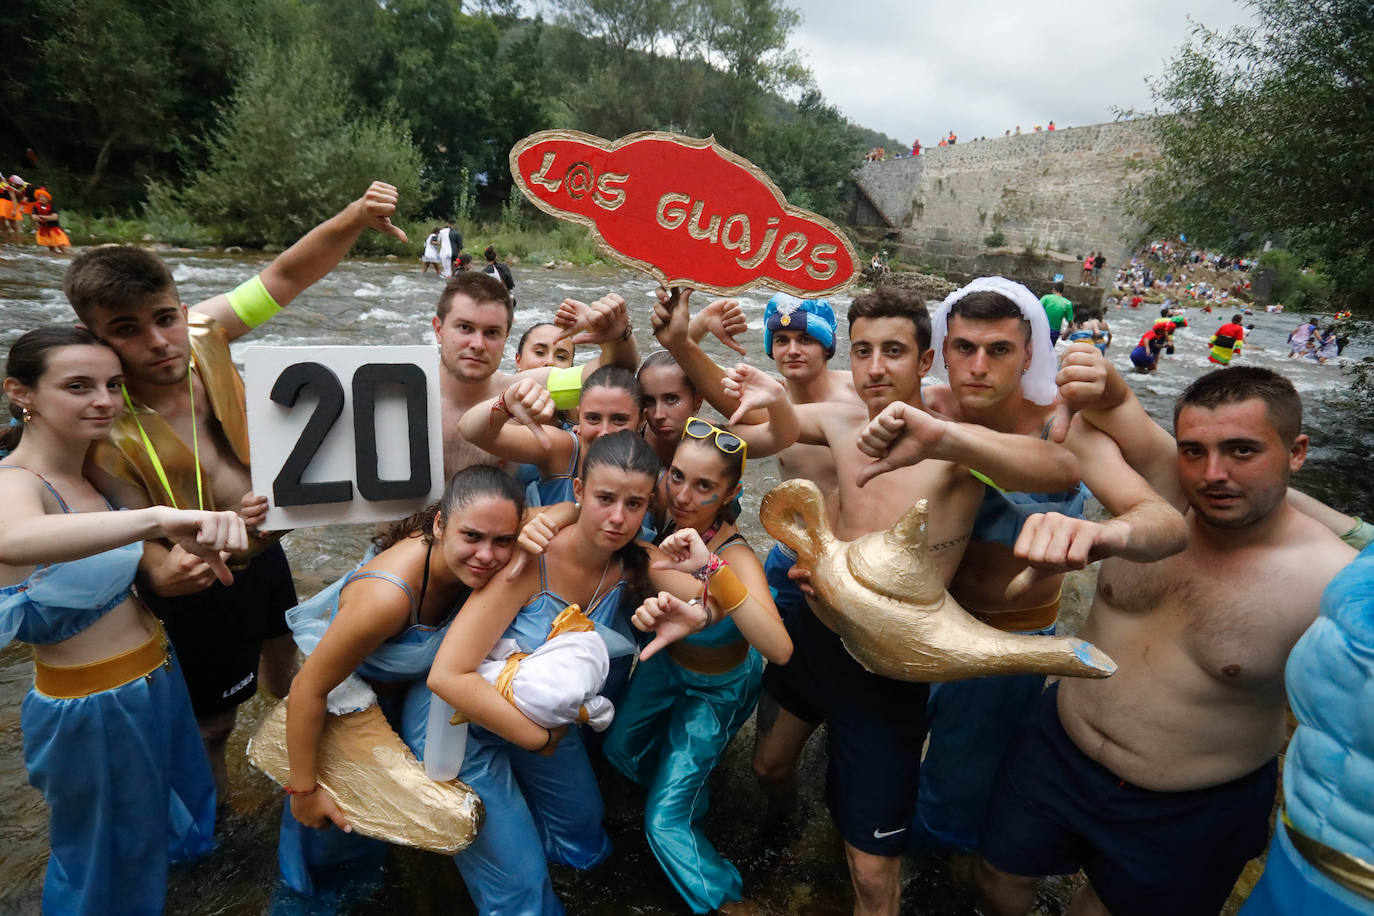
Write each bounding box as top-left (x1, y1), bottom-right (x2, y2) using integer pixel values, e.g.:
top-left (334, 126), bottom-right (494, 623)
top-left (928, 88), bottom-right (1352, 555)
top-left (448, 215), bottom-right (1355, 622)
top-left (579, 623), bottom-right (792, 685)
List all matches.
top-left (510, 131), bottom-right (857, 298)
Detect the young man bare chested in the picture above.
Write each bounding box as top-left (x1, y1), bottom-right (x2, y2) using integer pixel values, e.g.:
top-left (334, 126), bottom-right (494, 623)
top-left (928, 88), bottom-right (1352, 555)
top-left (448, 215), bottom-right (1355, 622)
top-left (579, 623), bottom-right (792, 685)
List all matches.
top-left (69, 181), bottom-right (408, 792)
top-left (898, 280), bottom-right (1189, 852)
top-left (974, 351), bottom-right (1357, 916)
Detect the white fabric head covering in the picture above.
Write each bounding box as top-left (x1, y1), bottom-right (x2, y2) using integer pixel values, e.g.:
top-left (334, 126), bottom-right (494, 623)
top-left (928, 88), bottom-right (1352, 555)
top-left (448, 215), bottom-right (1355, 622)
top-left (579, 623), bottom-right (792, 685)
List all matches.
top-left (928, 276), bottom-right (1058, 406)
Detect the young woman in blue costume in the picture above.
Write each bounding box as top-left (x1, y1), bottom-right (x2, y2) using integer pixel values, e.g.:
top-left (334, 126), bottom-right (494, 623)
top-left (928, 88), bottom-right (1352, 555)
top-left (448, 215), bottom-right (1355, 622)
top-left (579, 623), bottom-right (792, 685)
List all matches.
top-left (604, 418), bottom-right (793, 914)
top-left (276, 465), bottom-right (526, 895)
top-left (430, 430), bottom-right (712, 916)
top-left (0, 326), bottom-right (249, 916)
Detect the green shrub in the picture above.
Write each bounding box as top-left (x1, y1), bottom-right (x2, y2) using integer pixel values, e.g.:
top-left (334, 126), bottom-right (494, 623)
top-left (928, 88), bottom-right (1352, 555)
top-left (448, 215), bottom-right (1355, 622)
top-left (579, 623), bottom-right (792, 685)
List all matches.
top-left (157, 37), bottom-right (425, 251)
top-left (984, 230), bottom-right (1006, 247)
top-left (1258, 249), bottom-right (1331, 311)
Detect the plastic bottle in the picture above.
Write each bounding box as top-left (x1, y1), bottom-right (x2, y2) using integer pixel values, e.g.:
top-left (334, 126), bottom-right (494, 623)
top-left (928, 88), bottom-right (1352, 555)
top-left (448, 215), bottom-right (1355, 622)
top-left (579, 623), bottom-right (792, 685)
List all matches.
top-left (424, 691), bottom-right (467, 781)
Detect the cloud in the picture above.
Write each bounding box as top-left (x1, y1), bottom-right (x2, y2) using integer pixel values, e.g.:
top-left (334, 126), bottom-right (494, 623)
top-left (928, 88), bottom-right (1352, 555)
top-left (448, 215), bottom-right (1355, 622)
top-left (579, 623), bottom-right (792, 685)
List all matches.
top-left (787, 0), bottom-right (1258, 143)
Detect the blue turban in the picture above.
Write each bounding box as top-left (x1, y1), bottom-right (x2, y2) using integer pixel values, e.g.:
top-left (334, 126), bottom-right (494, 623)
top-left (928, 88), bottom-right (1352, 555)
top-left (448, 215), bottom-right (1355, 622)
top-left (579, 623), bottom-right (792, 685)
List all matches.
top-left (764, 293), bottom-right (837, 359)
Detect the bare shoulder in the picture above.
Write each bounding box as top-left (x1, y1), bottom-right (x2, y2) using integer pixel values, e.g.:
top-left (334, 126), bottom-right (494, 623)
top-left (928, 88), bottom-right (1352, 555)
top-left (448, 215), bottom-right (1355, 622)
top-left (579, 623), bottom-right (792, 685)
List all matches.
top-left (923, 384), bottom-right (959, 420)
top-left (1283, 508), bottom-right (1358, 585)
top-left (0, 468), bottom-right (51, 517)
top-left (825, 369), bottom-right (861, 404)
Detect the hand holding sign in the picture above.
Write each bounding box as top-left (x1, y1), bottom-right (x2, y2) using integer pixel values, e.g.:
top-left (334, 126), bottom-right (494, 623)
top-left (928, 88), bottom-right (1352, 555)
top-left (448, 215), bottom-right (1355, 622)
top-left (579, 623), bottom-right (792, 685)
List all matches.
top-left (650, 286), bottom-right (693, 348)
top-left (511, 131), bottom-right (857, 297)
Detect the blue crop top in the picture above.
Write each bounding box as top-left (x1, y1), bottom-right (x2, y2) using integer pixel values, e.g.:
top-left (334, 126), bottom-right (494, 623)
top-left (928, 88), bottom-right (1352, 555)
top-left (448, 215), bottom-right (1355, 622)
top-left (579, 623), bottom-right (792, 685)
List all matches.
top-left (287, 558), bottom-right (469, 683)
top-left (501, 553), bottom-right (635, 659)
top-left (0, 466), bottom-right (141, 647)
top-left (680, 532), bottom-right (749, 648)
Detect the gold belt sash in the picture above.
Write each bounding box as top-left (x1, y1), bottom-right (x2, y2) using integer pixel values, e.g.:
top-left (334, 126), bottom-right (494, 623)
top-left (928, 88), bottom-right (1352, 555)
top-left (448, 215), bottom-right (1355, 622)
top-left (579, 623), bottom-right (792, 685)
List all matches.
top-left (964, 590), bottom-right (1061, 633)
top-left (668, 638), bottom-right (751, 675)
top-left (1284, 811), bottom-right (1374, 901)
top-left (34, 619), bottom-right (170, 699)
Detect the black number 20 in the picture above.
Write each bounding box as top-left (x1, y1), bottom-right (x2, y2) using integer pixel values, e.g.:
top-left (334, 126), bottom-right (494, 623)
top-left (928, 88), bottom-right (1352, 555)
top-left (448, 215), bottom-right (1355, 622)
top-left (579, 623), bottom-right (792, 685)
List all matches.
top-left (270, 362), bottom-right (431, 508)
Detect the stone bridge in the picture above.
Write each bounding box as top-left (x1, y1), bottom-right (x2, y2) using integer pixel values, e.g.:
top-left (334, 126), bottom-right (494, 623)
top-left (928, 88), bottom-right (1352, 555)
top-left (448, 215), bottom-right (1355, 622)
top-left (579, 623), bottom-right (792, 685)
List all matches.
top-left (851, 119), bottom-right (1161, 267)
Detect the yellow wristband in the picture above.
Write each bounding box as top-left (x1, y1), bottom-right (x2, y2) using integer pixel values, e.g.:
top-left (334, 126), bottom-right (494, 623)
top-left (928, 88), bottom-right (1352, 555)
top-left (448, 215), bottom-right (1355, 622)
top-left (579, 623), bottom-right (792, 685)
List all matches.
top-left (226, 275), bottom-right (281, 329)
top-left (547, 365), bottom-right (584, 411)
top-left (707, 565), bottom-right (749, 614)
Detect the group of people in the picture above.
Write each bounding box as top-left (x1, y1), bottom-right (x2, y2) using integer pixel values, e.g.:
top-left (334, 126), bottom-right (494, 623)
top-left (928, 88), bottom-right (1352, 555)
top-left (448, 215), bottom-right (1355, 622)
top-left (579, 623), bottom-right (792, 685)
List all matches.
top-left (1287, 317), bottom-right (1344, 363)
top-left (0, 173), bottom-right (72, 253)
top-left (1, 178), bottom-right (1371, 916)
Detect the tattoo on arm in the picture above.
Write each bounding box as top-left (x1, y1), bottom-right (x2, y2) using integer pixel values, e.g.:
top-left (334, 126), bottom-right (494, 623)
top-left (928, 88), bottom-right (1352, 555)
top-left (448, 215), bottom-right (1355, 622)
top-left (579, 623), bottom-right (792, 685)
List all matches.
top-left (929, 533), bottom-right (970, 552)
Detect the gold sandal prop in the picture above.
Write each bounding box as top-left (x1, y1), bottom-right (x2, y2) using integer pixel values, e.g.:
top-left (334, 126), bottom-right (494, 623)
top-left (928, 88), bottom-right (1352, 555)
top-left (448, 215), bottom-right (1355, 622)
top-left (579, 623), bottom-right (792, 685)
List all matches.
top-left (248, 697), bottom-right (484, 854)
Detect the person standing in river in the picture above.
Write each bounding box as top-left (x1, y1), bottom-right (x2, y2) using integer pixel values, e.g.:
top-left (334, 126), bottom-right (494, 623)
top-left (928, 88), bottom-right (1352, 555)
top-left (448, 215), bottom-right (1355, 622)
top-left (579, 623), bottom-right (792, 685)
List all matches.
top-left (975, 357), bottom-right (1357, 916)
top-left (66, 180), bottom-right (409, 796)
top-left (0, 325), bottom-right (249, 916)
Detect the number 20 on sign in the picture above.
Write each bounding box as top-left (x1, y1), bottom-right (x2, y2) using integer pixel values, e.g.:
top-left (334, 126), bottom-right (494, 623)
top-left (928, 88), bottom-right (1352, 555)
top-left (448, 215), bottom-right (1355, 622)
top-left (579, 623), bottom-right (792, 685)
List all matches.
top-left (245, 346), bottom-right (444, 530)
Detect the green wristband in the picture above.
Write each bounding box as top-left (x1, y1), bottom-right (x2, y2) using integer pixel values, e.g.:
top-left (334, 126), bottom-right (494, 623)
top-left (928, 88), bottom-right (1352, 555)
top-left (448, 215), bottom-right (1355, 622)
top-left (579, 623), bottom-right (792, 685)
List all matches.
top-left (1340, 517), bottom-right (1374, 551)
top-left (226, 274), bottom-right (282, 329)
top-left (547, 365), bottom-right (584, 411)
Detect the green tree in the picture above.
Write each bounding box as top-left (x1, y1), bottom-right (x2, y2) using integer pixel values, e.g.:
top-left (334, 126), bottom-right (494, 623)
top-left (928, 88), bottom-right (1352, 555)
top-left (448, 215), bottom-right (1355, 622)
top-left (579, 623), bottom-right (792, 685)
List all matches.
top-left (0, 0), bottom-right (257, 208)
top-left (166, 37), bottom-right (424, 249)
top-left (1126, 0), bottom-right (1374, 308)
top-left (751, 89), bottom-right (863, 221)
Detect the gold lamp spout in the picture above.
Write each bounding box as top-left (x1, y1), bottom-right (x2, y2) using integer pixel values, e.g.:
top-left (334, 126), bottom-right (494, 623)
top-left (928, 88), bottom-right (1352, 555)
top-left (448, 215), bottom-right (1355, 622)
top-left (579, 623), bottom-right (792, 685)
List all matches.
top-left (760, 479), bottom-right (1117, 683)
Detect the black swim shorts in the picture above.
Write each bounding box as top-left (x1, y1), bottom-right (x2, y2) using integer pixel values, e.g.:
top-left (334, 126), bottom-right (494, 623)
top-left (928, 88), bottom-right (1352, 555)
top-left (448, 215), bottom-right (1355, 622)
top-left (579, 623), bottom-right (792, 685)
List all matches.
top-left (980, 683), bottom-right (1278, 916)
top-left (761, 545), bottom-right (928, 857)
top-left (139, 540), bottom-right (297, 718)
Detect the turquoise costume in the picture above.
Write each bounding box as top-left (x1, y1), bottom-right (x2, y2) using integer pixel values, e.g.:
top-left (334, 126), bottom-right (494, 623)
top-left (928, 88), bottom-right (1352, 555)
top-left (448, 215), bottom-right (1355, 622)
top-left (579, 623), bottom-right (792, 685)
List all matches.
top-left (602, 534), bottom-right (764, 913)
top-left (914, 481), bottom-right (1088, 851)
top-left (0, 467), bottom-right (215, 916)
top-left (525, 429), bottom-right (580, 509)
top-left (277, 559), bottom-right (468, 896)
top-left (1240, 544), bottom-right (1374, 915)
top-left (448, 554), bottom-right (633, 915)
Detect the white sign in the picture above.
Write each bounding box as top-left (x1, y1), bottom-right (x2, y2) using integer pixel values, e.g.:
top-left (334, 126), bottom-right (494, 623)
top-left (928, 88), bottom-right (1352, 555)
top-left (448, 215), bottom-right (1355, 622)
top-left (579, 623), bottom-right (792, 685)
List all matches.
top-left (245, 346), bottom-right (443, 530)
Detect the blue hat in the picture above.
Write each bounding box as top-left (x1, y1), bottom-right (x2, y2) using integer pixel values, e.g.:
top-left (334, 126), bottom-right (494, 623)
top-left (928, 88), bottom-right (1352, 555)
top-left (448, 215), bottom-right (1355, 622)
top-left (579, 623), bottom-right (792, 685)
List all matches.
top-left (764, 293), bottom-right (837, 359)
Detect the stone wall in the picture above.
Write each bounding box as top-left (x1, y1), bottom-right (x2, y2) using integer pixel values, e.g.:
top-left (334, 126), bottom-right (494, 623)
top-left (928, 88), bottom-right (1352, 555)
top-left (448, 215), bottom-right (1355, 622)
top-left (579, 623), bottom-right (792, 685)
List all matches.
top-left (851, 119), bottom-right (1160, 266)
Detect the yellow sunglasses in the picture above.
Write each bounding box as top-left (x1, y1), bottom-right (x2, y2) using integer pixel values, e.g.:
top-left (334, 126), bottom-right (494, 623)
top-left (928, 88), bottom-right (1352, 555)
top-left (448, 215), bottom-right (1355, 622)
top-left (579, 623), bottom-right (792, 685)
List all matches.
top-left (683, 416), bottom-right (747, 471)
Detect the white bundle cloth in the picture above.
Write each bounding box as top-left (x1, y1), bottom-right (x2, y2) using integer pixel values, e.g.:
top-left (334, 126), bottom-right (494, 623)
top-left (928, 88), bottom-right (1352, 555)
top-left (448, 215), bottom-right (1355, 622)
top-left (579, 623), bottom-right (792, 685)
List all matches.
top-left (928, 276), bottom-right (1058, 406)
top-left (478, 634), bottom-right (616, 732)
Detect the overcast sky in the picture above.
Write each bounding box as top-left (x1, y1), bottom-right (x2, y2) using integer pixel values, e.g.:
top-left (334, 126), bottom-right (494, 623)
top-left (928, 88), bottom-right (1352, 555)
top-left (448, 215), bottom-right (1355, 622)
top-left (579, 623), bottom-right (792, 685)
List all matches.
top-left (786, 0), bottom-right (1258, 145)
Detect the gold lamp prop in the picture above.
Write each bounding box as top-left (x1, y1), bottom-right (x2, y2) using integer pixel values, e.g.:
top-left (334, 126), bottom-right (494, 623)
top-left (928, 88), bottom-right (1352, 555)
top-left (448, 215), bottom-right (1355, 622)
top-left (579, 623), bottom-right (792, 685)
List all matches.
top-left (247, 698), bottom-right (484, 855)
top-left (760, 479), bottom-right (1117, 682)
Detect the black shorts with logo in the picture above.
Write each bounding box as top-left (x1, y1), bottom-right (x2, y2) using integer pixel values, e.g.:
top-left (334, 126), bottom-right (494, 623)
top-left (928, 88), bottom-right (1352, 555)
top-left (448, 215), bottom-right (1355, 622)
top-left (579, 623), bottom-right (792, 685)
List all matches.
top-left (140, 541), bottom-right (297, 718)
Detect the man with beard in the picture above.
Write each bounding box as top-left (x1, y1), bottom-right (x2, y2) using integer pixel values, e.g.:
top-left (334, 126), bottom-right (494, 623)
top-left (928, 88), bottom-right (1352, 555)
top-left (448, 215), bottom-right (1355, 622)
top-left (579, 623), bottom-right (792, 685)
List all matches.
top-left (68, 181), bottom-right (408, 792)
top-left (975, 357), bottom-right (1357, 916)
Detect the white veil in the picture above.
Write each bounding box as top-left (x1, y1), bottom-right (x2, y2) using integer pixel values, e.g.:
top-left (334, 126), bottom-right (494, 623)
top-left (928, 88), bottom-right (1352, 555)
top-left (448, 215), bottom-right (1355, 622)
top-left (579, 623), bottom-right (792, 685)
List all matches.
top-left (928, 276), bottom-right (1058, 406)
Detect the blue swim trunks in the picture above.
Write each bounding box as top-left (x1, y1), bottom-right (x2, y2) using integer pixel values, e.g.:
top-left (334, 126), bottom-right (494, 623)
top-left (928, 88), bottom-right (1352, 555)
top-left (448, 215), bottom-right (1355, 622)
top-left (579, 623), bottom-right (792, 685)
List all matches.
top-left (761, 544), bottom-right (928, 856)
top-left (981, 683), bottom-right (1277, 916)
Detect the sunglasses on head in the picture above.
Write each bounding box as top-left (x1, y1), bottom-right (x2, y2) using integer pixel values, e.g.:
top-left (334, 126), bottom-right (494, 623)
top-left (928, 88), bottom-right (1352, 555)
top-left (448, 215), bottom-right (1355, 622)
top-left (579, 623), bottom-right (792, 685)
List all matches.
top-left (683, 416), bottom-right (747, 468)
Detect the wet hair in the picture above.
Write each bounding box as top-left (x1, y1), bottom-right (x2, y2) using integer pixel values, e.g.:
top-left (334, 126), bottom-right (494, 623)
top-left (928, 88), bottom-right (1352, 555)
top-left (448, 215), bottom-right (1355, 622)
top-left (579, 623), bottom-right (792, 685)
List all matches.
top-left (372, 464), bottom-right (525, 552)
top-left (637, 349), bottom-right (696, 395)
top-left (484, 245), bottom-right (497, 263)
top-left (583, 365), bottom-right (643, 409)
top-left (947, 290), bottom-right (1031, 342)
top-left (1232, 314), bottom-right (1243, 323)
top-left (1052, 281), bottom-right (1065, 293)
top-left (435, 271), bottom-right (513, 327)
top-left (63, 246), bottom-right (176, 327)
top-left (1173, 367), bottom-right (1302, 443)
top-left (847, 285), bottom-right (932, 351)
top-left (580, 430), bottom-right (660, 611)
top-left (516, 322), bottom-right (559, 358)
top-left (1, 325), bottom-right (111, 454)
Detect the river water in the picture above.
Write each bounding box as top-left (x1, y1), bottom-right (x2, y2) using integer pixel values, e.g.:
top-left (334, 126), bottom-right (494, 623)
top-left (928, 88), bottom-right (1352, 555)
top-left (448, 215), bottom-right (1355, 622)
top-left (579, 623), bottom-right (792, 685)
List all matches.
top-left (0, 245), bottom-right (1369, 914)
